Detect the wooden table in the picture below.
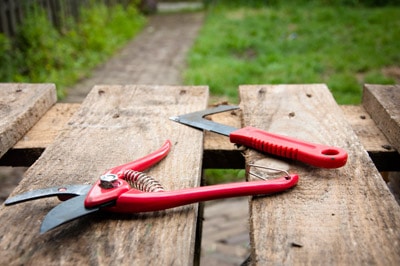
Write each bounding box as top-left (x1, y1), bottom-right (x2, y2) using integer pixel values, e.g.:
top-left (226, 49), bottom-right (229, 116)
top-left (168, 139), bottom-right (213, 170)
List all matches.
top-left (0, 83), bottom-right (399, 265)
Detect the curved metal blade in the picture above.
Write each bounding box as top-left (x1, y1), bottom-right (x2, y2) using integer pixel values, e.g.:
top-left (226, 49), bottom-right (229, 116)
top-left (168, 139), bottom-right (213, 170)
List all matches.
top-left (169, 105), bottom-right (239, 136)
top-left (4, 185), bottom-right (92, 206)
top-left (40, 195), bottom-right (99, 234)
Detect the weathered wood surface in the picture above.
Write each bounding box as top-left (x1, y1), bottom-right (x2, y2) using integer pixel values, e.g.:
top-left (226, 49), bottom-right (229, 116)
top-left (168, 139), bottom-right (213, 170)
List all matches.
top-left (0, 103), bottom-right (80, 166)
top-left (340, 105), bottom-right (400, 171)
top-left (239, 84), bottom-right (400, 265)
top-left (388, 172), bottom-right (400, 204)
top-left (0, 85), bottom-right (208, 265)
top-left (0, 83), bottom-right (56, 159)
top-left (5, 102), bottom-right (398, 171)
top-left (363, 84), bottom-right (400, 153)
top-left (362, 84), bottom-right (400, 203)
top-left (14, 103), bottom-right (80, 149)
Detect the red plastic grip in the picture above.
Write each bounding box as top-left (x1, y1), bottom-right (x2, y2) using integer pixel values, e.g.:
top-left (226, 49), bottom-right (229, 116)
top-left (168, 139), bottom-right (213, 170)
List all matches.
top-left (111, 174), bottom-right (298, 213)
top-left (229, 126), bottom-right (347, 168)
top-left (106, 140), bottom-right (172, 175)
top-left (85, 140), bottom-right (172, 208)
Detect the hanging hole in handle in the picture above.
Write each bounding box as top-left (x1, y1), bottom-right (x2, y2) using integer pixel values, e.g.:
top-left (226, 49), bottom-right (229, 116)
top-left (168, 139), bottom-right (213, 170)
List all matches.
top-left (322, 149), bottom-right (340, 156)
top-left (248, 164), bottom-right (291, 180)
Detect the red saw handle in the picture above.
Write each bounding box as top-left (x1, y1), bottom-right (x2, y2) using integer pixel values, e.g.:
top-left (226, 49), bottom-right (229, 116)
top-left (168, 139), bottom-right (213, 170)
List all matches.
top-left (111, 174), bottom-right (298, 213)
top-left (230, 126), bottom-right (347, 168)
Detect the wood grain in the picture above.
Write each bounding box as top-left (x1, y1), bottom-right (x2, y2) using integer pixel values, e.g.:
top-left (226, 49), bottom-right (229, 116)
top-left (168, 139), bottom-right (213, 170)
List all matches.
top-left (14, 103), bottom-right (80, 149)
top-left (340, 105), bottom-right (400, 171)
top-left (0, 83), bottom-right (56, 158)
top-left (362, 84), bottom-right (400, 153)
top-left (239, 84), bottom-right (400, 265)
top-left (3, 102), bottom-right (399, 171)
top-left (0, 103), bottom-right (80, 166)
top-left (388, 172), bottom-right (400, 205)
top-left (0, 85), bottom-right (208, 265)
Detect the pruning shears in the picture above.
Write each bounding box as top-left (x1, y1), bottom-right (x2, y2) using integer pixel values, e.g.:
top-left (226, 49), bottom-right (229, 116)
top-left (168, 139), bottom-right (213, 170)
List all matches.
top-left (4, 140), bottom-right (298, 234)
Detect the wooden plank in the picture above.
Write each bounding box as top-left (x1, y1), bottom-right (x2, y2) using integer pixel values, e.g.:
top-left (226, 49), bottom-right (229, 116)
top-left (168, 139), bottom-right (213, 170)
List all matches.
top-left (0, 103), bottom-right (80, 166)
top-left (239, 84), bottom-right (400, 265)
top-left (3, 102), bottom-right (399, 170)
top-left (0, 83), bottom-right (56, 159)
top-left (1, 102), bottom-right (245, 168)
top-left (0, 85), bottom-right (208, 265)
top-left (363, 84), bottom-right (400, 153)
top-left (14, 103), bottom-right (80, 149)
top-left (388, 172), bottom-right (400, 205)
top-left (340, 105), bottom-right (400, 171)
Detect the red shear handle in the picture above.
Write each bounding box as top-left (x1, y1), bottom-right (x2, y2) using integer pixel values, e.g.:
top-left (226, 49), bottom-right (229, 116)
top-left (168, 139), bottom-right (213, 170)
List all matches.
top-left (112, 174), bottom-right (298, 213)
top-left (229, 126), bottom-right (347, 169)
top-left (85, 140), bottom-right (172, 208)
top-left (106, 140), bottom-right (172, 175)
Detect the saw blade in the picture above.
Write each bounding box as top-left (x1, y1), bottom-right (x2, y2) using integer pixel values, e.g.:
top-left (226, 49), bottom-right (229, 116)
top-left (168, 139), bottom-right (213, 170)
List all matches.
top-left (169, 105), bottom-right (239, 136)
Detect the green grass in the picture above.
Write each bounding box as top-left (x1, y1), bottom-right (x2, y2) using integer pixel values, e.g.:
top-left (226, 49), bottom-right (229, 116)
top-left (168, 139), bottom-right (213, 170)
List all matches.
top-left (0, 3), bottom-right (146, 98)
top-left (184, 2), bottom-right (400, 105)
top-left (189, 1), bottom-right (400, 184)
top-left (204, 169), bottom-right (246, 185)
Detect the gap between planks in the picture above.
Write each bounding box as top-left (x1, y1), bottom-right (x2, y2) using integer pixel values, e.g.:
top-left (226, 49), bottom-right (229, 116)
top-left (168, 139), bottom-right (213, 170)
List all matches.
top-left (4, 102), bottom-right (399, 171)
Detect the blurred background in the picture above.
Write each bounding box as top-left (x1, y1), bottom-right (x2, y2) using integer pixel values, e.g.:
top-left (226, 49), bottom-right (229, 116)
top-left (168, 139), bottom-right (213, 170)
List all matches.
top-left (1, 1), bottom-right (399, 265)
top-left (1, 0), bottom-right (399, 103)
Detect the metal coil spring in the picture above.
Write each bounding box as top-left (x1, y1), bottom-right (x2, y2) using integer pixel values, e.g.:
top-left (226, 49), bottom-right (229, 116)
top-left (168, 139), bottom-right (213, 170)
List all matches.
top-left (123, 170), bottom-right (165, 192)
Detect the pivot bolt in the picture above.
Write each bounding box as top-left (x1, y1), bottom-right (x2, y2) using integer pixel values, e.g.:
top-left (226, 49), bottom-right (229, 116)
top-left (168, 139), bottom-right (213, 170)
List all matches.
top-left (100, 174), bottom-right (118, 189)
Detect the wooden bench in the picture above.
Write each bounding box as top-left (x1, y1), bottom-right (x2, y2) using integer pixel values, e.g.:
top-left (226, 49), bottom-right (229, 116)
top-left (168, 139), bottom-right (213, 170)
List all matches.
top-left (239, 84), bottom-right (399, 265)
top-left (0, 83), bottom-right (399, 265)
top-left (0, 84), bottom-right (208, 265)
